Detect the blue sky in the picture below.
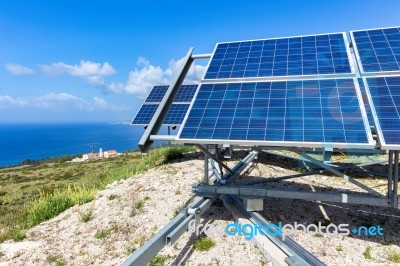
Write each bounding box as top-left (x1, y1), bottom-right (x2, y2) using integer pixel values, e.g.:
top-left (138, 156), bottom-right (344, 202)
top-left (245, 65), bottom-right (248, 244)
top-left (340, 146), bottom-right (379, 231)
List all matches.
top-left (1, 0), bottom-right (399, 123)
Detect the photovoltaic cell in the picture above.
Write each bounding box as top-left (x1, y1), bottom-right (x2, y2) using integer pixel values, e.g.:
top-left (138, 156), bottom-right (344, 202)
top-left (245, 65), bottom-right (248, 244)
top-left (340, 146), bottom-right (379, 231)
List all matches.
top-left (145, 86), bottom-right (168, 102)
top-left (164, 104), bottom-right (190, 125)
top-left (204, 33), bottom-right (352, 80)
top-left (144, 85), bottom-right (197, 103)
top-left (131, 104), bottom-right (158, 125)
top-left (365, 76), bottom-right (400, 147)
top-left (131, 104), bottom-right (190, 125)
top-left (131, 84), bottom-right (198, 126)
top-left (178, 79), bottom-right (371, 148)
top-left (351, 27), bottom-right (400, 73)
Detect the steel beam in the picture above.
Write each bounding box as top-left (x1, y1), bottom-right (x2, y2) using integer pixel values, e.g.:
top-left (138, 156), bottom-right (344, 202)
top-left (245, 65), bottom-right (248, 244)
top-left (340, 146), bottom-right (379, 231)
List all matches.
top-left (195, 144), bottom-right (234, 175)
top-left (297, 152), bottom-right (384, 198)
top-left (194, 184), bottom-right (392, 207)
top-left (121, 197), bottom-right (210, 266)
top-left (138, 48), bottom-right (194, 153)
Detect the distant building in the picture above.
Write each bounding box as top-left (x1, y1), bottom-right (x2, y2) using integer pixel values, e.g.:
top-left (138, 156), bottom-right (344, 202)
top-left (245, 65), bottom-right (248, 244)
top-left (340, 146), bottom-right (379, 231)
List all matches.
top-left (99, 148), bottom-right (104, 158)
top-left (82, 153), bottom-right (99, 160)
top-left (104, 150), bottom-right (117, 158)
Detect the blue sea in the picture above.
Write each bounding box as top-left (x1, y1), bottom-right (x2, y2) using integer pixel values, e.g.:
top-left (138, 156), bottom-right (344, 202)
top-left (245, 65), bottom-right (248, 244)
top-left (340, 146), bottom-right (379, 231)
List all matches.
top-left (0, 123), bottom-right (169, 167)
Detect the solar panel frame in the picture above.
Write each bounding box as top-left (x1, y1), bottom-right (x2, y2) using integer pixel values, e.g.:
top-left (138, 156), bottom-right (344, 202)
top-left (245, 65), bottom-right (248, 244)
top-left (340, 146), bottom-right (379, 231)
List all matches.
top-left (176, 77), bottom-right (374, 149)
top-left (202, 32), bottom-right (357, 83)
top-left (350, 26), bottom-right (400, 76)
top-left (362, 75), bottom-right (400, 150)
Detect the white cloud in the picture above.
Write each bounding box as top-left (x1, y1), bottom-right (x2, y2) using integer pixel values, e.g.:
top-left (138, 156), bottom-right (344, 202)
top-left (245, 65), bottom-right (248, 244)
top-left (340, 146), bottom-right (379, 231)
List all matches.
top-left (109, 56), bottom-right (206, 97)
top-left (5, 63), bottom-right (35, 75)
top-left (0, 93), bottom-right (126, 112)
top-left (39, 60), bottom-right (116, 88)
top-left (0, 95), bottom-right (28, 108)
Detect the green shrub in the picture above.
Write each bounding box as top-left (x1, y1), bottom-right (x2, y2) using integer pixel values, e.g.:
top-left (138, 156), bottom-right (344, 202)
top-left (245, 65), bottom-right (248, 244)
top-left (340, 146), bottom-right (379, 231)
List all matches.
top-left (363, 246), bottom-right (373, 260)
top-left (94, 229), bottom-right (111, 239)
top-left (149, 254), bottom-right (171, 266)
top-left (388, 249), bottom-right (400, 263)
top-left (194, 237), bottom-right (215, 251)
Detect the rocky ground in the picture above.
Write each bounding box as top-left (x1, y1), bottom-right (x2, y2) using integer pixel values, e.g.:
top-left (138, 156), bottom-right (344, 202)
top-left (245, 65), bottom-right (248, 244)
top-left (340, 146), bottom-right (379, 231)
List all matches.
top-left (1, 150), bottom-right (399, 266)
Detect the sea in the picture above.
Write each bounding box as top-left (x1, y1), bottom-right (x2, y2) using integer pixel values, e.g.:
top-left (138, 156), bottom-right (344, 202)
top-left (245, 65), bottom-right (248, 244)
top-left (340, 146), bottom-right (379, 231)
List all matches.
top-left (0, 123), bottom-right (170, 167)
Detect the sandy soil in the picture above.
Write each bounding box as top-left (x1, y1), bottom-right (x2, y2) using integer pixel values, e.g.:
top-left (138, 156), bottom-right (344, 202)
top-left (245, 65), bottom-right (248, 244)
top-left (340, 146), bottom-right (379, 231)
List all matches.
top-left (1, 150), bottom-right (399, 266)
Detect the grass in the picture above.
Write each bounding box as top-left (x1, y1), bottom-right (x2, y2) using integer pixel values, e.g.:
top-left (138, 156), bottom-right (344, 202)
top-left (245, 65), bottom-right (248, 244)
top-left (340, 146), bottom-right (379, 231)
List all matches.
top-left (94, 229), bottom-right (112, 239)
top-left (0, 146), bottom-right (195, 243)
top-left (108, 194), bottom-right (118, 200)
top-left (134, 200), bottom-right (144, 210)
top-left (336, 245), bottom-right (344, 252)
top-left (363, 245), bottom-right (373, 260)
top-left (78, 206), bottom-right (94, 223)
top-left (387, 249), bottom-right (400, 263)
top-left (194, 237), bottom-right (215, 252)
top-left (149, 254), bottom-right (171, 266)
top-left (47, 254), bottom-right (66, 266)
top-left (28, 185), bottom-right (96, 227)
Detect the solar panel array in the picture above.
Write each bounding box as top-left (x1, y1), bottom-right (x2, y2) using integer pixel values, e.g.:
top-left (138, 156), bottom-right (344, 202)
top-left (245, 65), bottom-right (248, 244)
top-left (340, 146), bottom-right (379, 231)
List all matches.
top-left (176, 32), bottom-right (374, 149)
top-left (131, 27), bottom-right (400, 150)
top-left (205, 33), bottom-right (352, 80)
top-left (364, 76), bottom-right (400, 148)
top-left (351, 27), bottom-right (400, 73)
top-left (131, 85), bottom-right (197, 126)
top-left (179, 79), bottom-right (370, 146)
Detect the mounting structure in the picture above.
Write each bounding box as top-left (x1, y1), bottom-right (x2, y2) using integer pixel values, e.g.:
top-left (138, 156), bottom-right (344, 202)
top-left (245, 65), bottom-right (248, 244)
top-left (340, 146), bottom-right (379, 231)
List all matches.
top-left (124, 27), bottom-right (400, 266)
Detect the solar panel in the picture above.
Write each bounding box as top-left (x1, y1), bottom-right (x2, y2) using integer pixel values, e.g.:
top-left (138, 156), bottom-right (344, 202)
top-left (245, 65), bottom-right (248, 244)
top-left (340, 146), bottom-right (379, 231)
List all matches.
top-left (177, 78), bottom-right (373, 148)
top-left (351, 27), bottom-right (400, 73)
top-left (131, 104), bottom-right (158, 125)
top-left (131, 103), bottom-right (190, 126)
top-left (204, 33), bottom-right (353, 80)
top-left (131, 84), bottom-right (198, 126)
top-left (364, 76), bottom-right (400, 149)
top-left (145, 86), bottom-right (168, 102)
top-left (145, 85), bottom-right (197, 103)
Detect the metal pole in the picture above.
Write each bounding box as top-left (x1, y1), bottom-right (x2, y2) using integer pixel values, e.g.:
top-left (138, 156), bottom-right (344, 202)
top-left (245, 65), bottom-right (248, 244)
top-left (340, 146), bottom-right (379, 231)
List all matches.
top-left (138, 48), bottom-right (194, 153)
top-left (167, 126), bottom-right (171, 145)
top-left (394, 151), bottom-right (399, 207)
top-left (204, 145), bottom-right (209, 185)
top-left (388, 150), bottom-right (394, 197)
top-left (195, 144), bottom-right (234, 175)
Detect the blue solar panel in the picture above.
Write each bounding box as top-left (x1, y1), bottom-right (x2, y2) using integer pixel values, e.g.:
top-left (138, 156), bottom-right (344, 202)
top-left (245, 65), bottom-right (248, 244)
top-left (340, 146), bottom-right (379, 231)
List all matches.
top-left (145, 86), bottom-right (168, 102)
top-left (145, 85), bottom-right (197, 103)
top-left (204, 33), bottom-right (352, 80)
top-left (132, 84), bottom-right (198, 126)
top-left (178, 79), bottom-right (372, 148)
top-left (164, 104), bottom-right (190, 125)
top-left (351, 27), bottom-right (400, 73)
top-left (131, 104), bottom-right (158, 125)
top-left (174, 85), bottom-right (198, 102)
top-left (131, 103), bottom-right (190, 125)
top-left (364, 76), bottom-right (400, 148)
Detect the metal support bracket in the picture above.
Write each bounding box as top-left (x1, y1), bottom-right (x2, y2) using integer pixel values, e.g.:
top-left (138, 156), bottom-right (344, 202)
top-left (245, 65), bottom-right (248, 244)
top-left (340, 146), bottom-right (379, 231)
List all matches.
top-left (138, 48), bottom-right (194, 153)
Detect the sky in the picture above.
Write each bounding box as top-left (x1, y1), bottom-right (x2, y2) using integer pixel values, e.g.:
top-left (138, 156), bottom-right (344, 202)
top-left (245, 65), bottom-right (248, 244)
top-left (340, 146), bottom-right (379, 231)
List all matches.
top-left (0, 0), bottom-right (399, 123)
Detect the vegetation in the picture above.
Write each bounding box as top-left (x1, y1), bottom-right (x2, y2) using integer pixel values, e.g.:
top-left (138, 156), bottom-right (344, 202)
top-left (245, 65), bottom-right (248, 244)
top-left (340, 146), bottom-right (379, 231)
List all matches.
top-left (194, 237), bottom-right (216, 251)
top-left (107, 194), bottom-right (118, 200)
top-left (336, 245), bottom-right (344, 252)
top-left (0, 146), bottom-right (195, 243)
top-left (149, 254), bottom-right (171, 266)
top-left (387, 249), bottom-right (400, 263)
top-left (363, 246), bottom-right (373, 260)
top-left (94, 229), bottom-right (112, 239)
top-left (47, 254), bottom-right (67, 266)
